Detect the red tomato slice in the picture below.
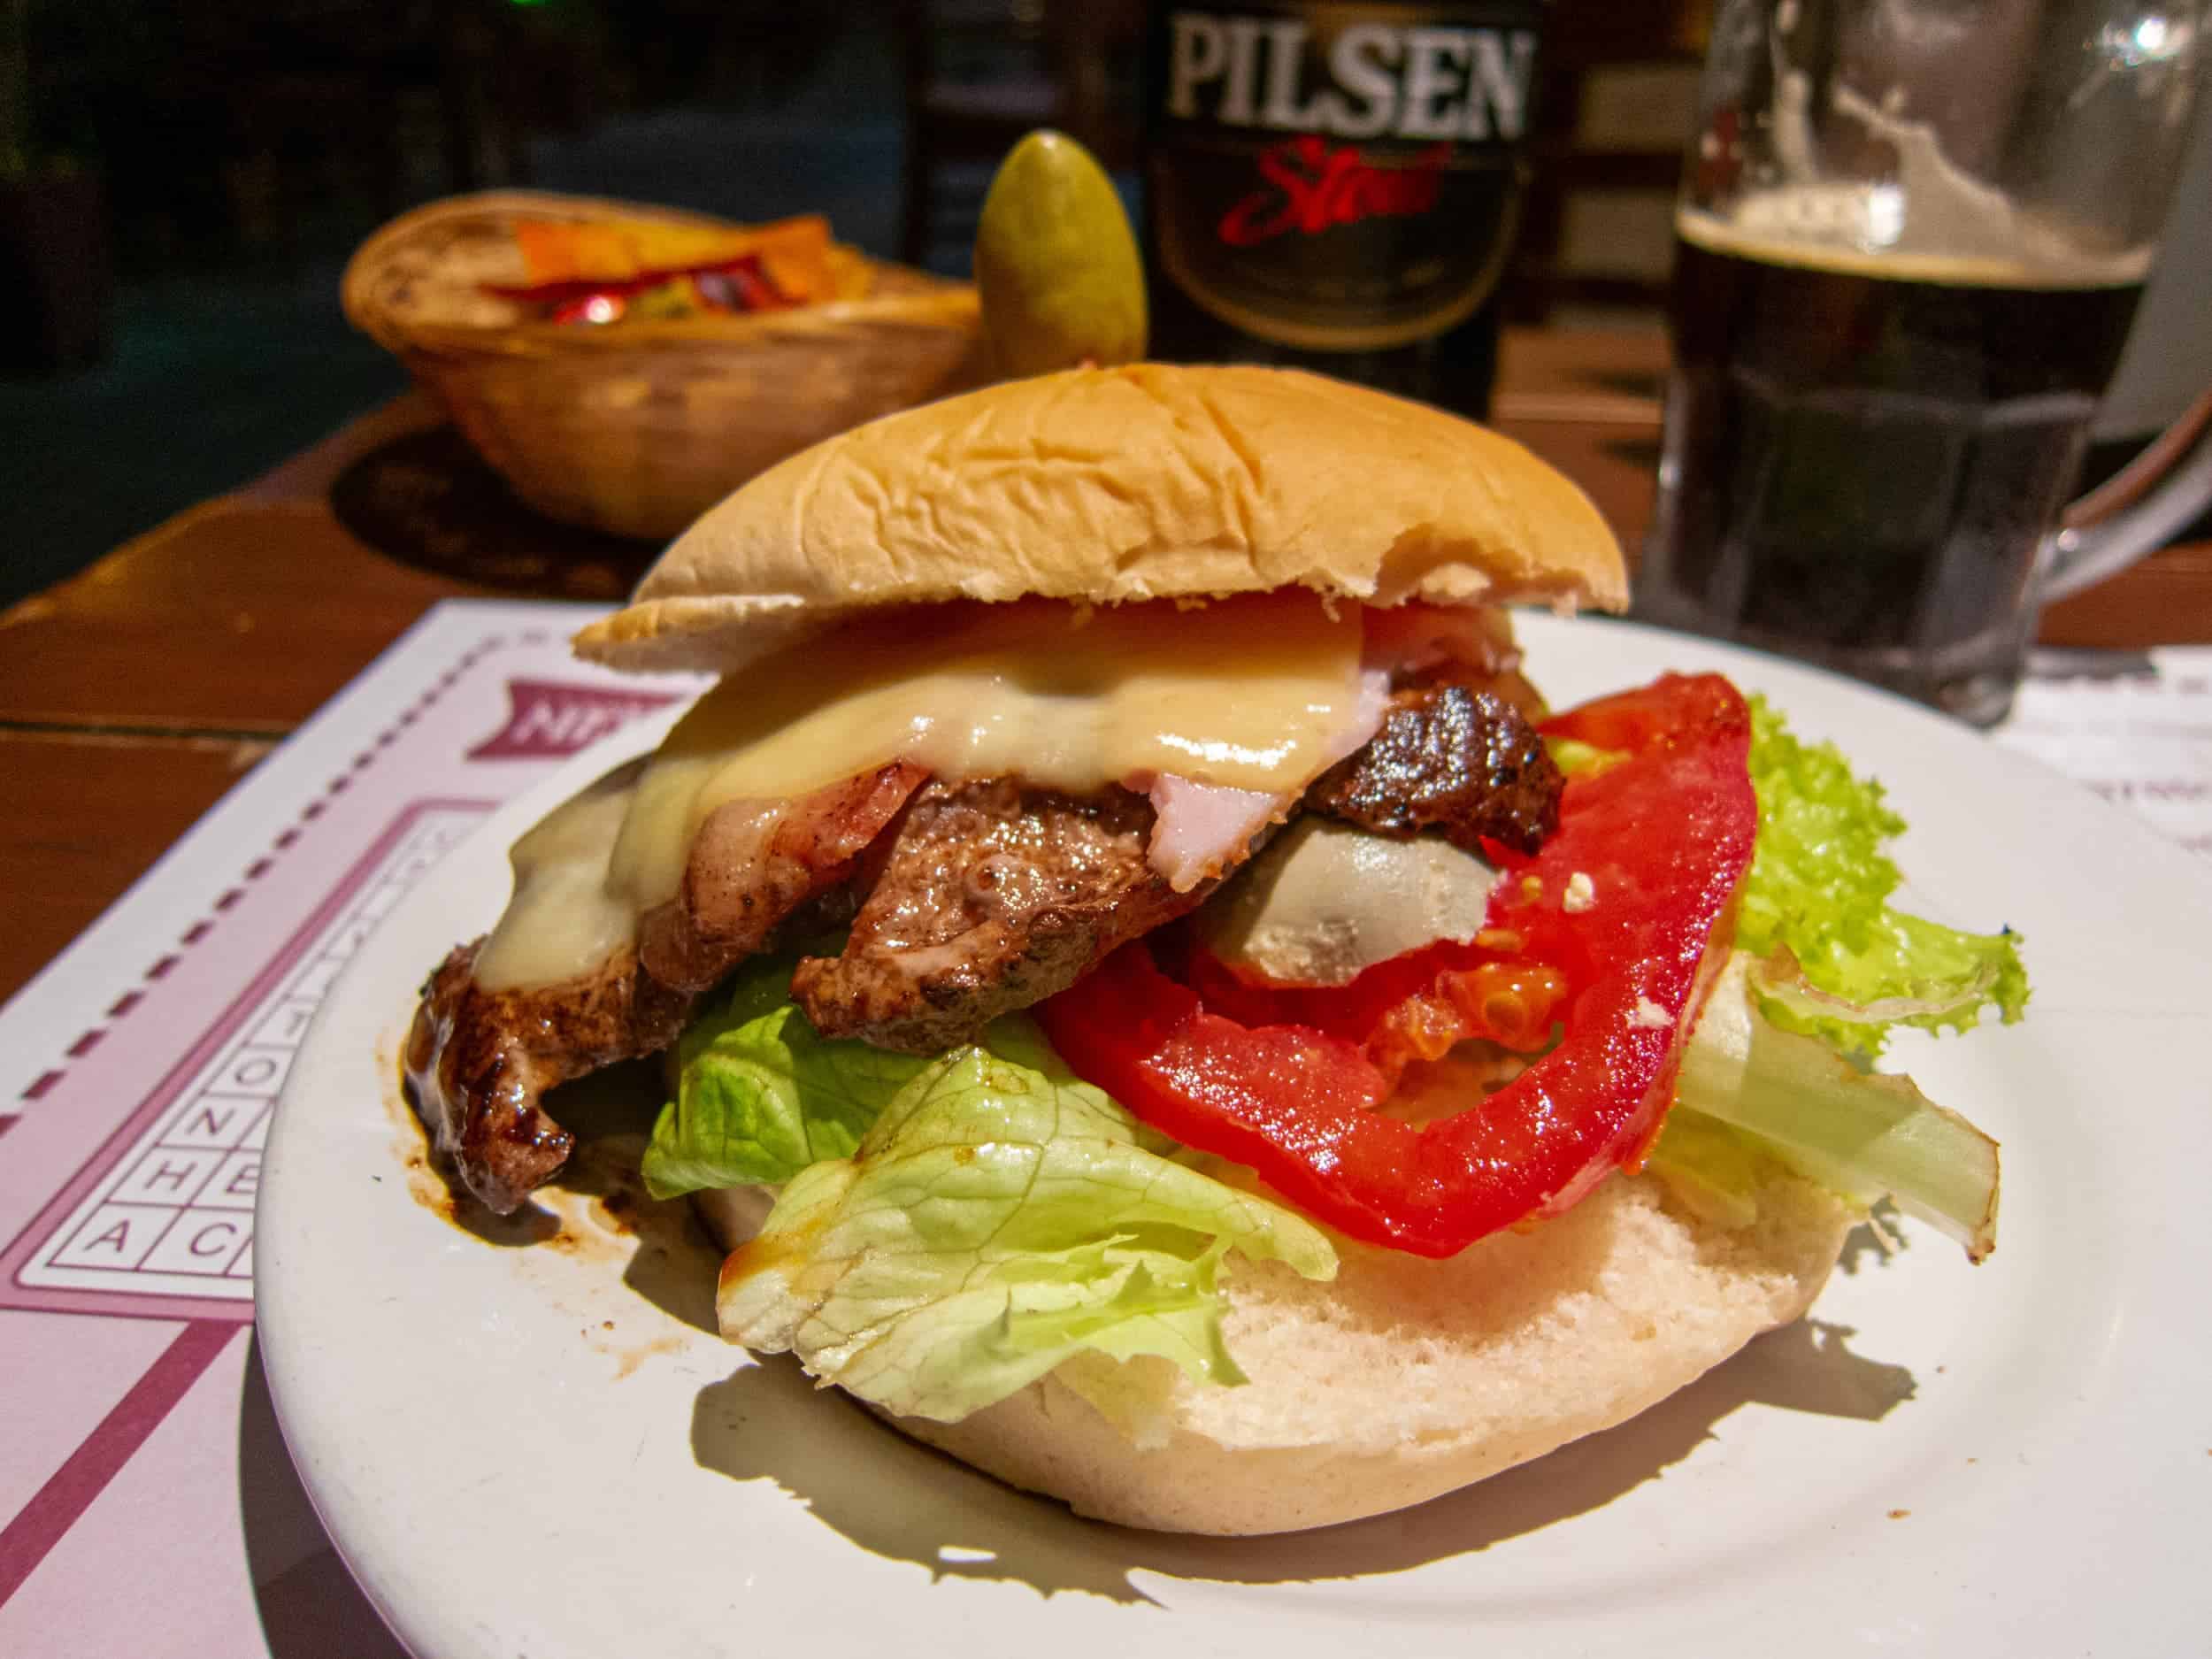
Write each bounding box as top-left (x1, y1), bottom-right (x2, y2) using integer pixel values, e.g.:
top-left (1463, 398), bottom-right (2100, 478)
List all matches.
top-left (1035, 673), bottom-right (1757, 1257)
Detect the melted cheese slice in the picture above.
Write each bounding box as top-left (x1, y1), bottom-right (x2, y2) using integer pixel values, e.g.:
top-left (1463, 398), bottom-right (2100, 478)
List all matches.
top-left (473, 760), bottom-right (646, 992)
top-left (474, 594), bottom-right (1373, 992)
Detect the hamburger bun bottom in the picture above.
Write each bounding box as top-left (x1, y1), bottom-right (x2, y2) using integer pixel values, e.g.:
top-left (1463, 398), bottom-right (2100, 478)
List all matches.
top-left (699, 1159), bottom-right (1851, 1536)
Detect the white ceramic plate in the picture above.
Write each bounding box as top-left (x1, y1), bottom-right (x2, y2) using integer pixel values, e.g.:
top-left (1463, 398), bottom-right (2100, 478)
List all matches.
top-left (258, 617), bottom-right (2212, 1658)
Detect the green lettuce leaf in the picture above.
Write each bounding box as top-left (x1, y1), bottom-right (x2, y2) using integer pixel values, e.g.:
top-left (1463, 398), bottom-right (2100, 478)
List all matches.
top-left (641, 956), bottom-right (933, 1199)
top-left (1644, 1109), bottom-right (1767, 1232)
top-left (1738, 696), bottom-right (2028, 1054)
top-left (1544, 735), bottom-right (1626, 779)
top-left (718, 1018), bottom-right (1337, 1423)
top-left (1671, 956), bottom-right (2000, 1260)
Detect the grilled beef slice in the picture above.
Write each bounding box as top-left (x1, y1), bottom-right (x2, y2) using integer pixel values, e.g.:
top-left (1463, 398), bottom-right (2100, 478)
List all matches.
top-left (790, 779), bottom-right (1230, 1053)
top-left (410, 687), bottom-right (1560, 1209)
top-left (405, 941), bottom-right (692, 1214)
top-left (406, 764), bottom-right (925, 1213)
top-left (1305, 684), bottom-right (1561, 855)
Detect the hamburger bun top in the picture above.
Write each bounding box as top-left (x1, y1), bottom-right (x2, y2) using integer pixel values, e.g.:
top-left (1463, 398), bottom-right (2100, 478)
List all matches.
top-left (573, 364), bottom-right (1624, 675)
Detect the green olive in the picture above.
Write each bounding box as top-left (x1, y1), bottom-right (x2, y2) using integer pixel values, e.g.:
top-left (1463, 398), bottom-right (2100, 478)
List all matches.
top-left (974, 129), bottom-right (1148, 376)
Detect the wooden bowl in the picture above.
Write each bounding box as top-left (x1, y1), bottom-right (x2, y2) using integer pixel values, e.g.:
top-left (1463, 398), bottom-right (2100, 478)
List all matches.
top-left (342, 191), bottom-right (984, 541)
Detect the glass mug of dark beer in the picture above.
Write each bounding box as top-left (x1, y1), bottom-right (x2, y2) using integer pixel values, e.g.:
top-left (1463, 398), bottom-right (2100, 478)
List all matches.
top-left (1639, 0), bottom-right (2211, 724)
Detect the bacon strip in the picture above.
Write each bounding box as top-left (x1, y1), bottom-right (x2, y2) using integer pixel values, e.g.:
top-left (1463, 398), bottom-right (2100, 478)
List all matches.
top-left (637, 763), bottom-right (925, 991)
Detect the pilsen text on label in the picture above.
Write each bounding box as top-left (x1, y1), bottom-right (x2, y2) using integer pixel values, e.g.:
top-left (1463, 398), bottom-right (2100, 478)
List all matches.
top-left (1165, 12), bottom-right (1536, 143)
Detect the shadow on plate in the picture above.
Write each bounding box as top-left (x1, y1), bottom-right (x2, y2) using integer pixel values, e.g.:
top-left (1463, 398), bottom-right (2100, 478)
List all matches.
top-left (237, 1331), bottom-right (413, 1659)
top-left (541, 1058), bottom-right (726, 1335)
top-left (1836, 1209), bottom-right (1909, 1277)
top-left (373, 1061), bottom-right (1923, 1612)
top-left (328, 426), bottom-right (661, 602)
top-left (688, 1314), bottom-right (1916, 1606)
top-left (401, 1058), bottom-right (688, 1269)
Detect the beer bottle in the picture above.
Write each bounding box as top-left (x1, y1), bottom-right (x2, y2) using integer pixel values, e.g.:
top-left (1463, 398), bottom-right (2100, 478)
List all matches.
top-left (1141, 3), bottom-right (1548, 418)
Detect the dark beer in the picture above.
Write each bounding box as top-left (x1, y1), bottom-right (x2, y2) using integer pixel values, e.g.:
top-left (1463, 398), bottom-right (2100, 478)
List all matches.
top-left (1641, 204), bottom-right (2147, 722)
top-left (1142, 3), bottom-right (1546, 417)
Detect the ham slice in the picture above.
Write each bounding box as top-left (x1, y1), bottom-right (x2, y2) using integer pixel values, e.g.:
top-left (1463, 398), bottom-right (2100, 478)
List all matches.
top-left (1147, 776), bottom-right (1288, 894)
top-left (1144, 666), bottom-right (1389, 892)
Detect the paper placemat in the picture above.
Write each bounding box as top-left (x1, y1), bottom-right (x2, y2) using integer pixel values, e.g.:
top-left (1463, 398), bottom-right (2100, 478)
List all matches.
top-left (0, 602), bottom-right (2204, 1656)
top-left (0, 600), bottom-right (702, 1657)
top-left (1998, 647), bottom-right (2212, 858)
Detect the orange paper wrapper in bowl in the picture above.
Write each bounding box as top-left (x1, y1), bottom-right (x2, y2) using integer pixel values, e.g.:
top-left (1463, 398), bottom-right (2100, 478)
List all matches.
top-left (507, 213), bottom-right (841, 307)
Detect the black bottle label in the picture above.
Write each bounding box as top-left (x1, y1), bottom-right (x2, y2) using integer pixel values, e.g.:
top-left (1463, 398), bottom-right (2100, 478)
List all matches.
top-left (1148, 4), bottom-right (1545, 353)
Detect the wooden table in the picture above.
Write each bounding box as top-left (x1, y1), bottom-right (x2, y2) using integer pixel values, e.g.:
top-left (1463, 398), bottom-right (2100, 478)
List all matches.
top-left (4, 327), bottom-right (2208, 1002)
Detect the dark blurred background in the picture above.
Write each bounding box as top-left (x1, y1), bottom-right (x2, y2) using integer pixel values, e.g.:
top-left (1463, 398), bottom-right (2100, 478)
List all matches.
top-left (2, 2), bottom-right (911, 605)
top-left (31, 0), bottom-right (2203, 612)
top-left (2, 0), bottom-right (1745, 606)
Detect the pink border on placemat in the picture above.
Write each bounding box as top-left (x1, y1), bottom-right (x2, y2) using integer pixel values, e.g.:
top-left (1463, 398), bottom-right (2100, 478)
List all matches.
top-left (6, 633), bottom-right (545, 1121)
top-left (0, 799), bottom-right (493, 1323)
top-left (0, 1320), bottom-right (243, 1611)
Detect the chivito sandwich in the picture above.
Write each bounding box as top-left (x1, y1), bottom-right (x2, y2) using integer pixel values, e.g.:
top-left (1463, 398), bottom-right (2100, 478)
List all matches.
top-left (405, 365), bottom-right (2022, 1535)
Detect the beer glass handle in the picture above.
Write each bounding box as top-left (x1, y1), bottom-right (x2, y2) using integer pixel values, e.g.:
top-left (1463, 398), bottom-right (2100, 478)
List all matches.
top-left (2042, 385), bottom-right (2212, 603)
